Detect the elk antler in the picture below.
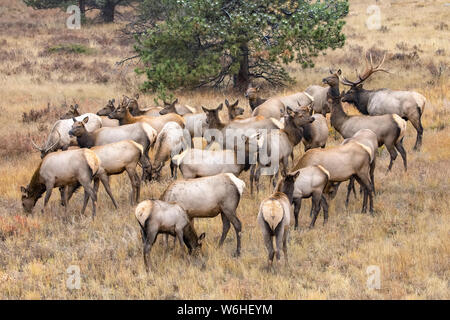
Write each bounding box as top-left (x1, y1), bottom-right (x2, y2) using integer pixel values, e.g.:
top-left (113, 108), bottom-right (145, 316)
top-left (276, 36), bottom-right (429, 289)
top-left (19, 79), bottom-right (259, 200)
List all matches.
top-left (340, 52), bottom-right (389, 86)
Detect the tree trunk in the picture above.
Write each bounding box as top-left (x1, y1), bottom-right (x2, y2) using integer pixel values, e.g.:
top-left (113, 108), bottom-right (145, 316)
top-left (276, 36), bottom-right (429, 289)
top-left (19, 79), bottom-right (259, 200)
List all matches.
top-left (234, 42), bottom-right (250, 91)
top-left (78, 0), bottom-right (86, 19)
top-left (101, 1), bottom-right (115, 23)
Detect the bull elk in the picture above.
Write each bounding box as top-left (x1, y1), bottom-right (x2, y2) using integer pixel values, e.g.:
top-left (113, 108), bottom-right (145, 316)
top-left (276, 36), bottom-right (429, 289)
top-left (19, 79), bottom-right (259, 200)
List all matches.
top-left (339, 52), bottom-right (426, 151)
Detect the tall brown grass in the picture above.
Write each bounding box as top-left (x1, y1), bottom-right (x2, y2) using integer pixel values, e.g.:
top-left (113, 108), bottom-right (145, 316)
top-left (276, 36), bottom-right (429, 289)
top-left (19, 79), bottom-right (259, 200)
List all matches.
top-left (0, 0), bottom-right (448, 299)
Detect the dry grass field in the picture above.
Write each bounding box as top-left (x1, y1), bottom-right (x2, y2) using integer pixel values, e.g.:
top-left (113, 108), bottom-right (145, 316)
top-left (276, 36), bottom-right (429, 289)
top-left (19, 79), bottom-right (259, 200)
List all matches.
top-left (0, 0), bottom-right (448, 299)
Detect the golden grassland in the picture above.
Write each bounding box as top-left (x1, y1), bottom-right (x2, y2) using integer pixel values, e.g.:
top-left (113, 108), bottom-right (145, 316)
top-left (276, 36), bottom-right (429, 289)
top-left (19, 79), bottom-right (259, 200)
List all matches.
top-left (0, 0), bottom-right (449, 299)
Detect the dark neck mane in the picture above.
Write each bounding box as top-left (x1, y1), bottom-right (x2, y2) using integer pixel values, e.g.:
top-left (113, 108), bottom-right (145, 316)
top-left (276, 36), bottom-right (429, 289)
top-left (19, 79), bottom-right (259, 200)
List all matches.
top-left (76, 130), bottom-right (96, 148)
top-left (28, 162), bottom-right (46, 202)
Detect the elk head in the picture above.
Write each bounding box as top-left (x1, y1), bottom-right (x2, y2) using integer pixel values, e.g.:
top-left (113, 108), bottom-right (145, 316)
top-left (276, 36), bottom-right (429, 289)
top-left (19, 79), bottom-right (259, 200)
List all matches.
top-left (244, 86), bottom-right (260, 100)
top-left (339, 52), bottom-right (389, 103)
top-left (108, 99), bottom-right (128, 120)
top-left (21, 185), bottom-right (38, 213)
top-left (69, 116), bottom-right (89, 137)
top-left (60, 104), bottom-right (80, 120)
top-left (97, 99), bottom-right (115, 116)
top-left (285, 106), bottom-right (315, 127)
top-left (159, 98), bottom-right (179, 115)
top-left (202, 103), bottom-right (223, 127)
top-left (275, 170), bottom-right (301, 203)
top-left (224, 99), bottom-right (244, 120)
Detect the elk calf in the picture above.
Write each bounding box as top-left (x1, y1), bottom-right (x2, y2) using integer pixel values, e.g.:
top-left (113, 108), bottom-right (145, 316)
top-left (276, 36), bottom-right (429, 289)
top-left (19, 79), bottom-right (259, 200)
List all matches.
top-left (257, 172), bottom-right (298, 268)
top-left (135, 200), bottom-right (205, 272)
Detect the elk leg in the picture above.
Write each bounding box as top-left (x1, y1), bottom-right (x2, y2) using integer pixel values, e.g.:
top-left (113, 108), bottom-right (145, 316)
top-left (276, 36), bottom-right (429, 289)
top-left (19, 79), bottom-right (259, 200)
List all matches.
top-left (355, 173), bottom-right (373, 214)
top-left (143, 229), bottom-right (158, 273)
top-left (293, 198), bottom-right (302, 230)
top-left (81, 191), bottom-right (89, 215)
top-left (409, 113), bottom-right (423, 151)
top-left (255, 166), bottom-right (262, 193)
top-left (370, 159), bottom-right (376, 195)
top-left (282, 228), bottom-right (289, 267)
top-left (62, 186), bottom-right (69, 214)
top-left (395, 138), bottom-right (407, 171)
top-left (262, 228), bottom-right (274, 268)
top-left (126, 167), bottom-right (140, 205)
top-left (345, 178), bottom-right (355, 207)
top-left (249, 164), bottom-right (255, 195)
top-left (225, 211), bottom-right (242, 257)
top-left (99, 175), bottom-right (118, 209)
top-left (80, 182), bottom-right (97, 219)
top-left (42, 183), bottom-right (54, 214)
top-left (309, 192), bottom-right (322, 229)
top-left (320, 195), bottom-right (329, 225)
top-left (275, 227), bottom-right (283, 261)
top-left (219, 213), bottom-right (231, 247)
top-left (386, 144), bottom-right (398, 171)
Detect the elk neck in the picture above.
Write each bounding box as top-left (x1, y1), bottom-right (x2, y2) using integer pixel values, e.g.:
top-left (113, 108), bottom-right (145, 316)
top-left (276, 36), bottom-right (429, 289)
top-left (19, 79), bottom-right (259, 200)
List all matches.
top-left (330, 98), bottom-right (349, 133)
top-left (283, 117), bottom-right (304, 146)
top-left (27, 162), bottom-right (46, 202)
top-left (76, 129), bottom-right (96, 148)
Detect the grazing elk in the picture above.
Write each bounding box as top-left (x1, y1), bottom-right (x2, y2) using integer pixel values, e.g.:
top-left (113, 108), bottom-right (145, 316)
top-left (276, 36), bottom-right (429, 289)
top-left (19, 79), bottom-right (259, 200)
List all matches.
top-left (250, 106), bottom-right (315, 194)
top-left (68, 117), bottom-right (156, 180)
top-left (245, 86), bottom-right (267, 111)
top-left (172, 134), bottom-right (257, 179)
top-left (135, 200), bottom-right (205, 272)
top-left (31, 113), bottom-right (102, 158)
top-left (340, 53), bottom-right (426, 150)
top-left (108, 99), bottom-right (185, 132)
top-left (21, 149), bottom-right (99, 217)
top-left (159, 98), bottom-right (196, 116)
top-left (151, 122), bottom-right (186, 180)
top-left (324, 86), bottom-right (407, 171)
top-left (292, 139), bottom-right (374, 214)
top-left (161, 173), bottom-right (245, 256)
top-left (257, 171), bottom-right (300, 268)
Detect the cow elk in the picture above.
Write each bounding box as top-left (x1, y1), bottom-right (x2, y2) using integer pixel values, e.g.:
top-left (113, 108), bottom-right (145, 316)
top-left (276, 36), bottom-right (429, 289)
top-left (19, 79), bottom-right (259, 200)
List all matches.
top-left (21, 149), bottom-right (99, 217)
top-left (161, 173), bottom-right (245, 256)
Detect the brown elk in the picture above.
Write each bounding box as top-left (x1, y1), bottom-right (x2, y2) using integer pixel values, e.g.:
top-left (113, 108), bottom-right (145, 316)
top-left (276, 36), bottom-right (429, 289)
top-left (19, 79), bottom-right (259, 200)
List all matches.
top-left (339, 52), bottom-right (426, 151)
top-left (245, 86), bottom-right (267, 111)
top-left (108, 98), bottom-right (185, 132)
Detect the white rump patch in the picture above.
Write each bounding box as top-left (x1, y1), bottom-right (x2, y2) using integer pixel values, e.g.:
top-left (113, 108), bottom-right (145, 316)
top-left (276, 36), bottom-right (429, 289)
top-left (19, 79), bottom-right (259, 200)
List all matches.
top-left (172, 150), bottom-right (188, 166)
top-left (354, 142), bottom-right (373, 161)
top-left (83, 149), bottom-right (100, 175)
top-left (316, 165), bottom-right (330, 180)
top-left (225, 173), bottom-right (245, 196)
top-left (303, 91), bottom-right (315, 103)
top-left (392, 114), bottom-right (407, 143)
top-left (141, 122), bottom-right (158, 144)
top-left (184, 104), bottom-right (197, 114)
top-left (270, 117), bottom-right (284, 129)
top-left (129, 140), bottom-right (144, 155)
top-left (261, 200), bottom-right (283, 231)
top-left (135, 200), bottom-right (152, 227)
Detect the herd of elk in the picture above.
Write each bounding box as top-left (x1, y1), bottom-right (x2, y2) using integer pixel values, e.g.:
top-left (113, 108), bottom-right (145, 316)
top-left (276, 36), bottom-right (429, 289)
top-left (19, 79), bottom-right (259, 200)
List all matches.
top-left (21, 51), bottom-right (426, 269)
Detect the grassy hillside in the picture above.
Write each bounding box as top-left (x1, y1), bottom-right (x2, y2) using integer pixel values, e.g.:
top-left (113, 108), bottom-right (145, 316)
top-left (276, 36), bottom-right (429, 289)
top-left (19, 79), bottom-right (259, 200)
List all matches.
top-left (0, 0), bottom-right (448, 299)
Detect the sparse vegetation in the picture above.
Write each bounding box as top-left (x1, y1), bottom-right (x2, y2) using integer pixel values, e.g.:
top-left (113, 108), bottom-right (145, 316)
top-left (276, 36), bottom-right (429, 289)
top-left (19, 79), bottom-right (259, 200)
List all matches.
top-left (0, 0), bottom-right (448, 299)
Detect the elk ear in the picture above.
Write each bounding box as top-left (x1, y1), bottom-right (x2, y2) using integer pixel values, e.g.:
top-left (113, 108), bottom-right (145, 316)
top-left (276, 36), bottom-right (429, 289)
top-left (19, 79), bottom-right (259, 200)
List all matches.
top-left (72, 117), bottom-right (77, 123)
top-left (217, 103), bottom-right (223, 111)
top-left (232, 99), bottom-right (239, 107)
top-left (337, 69), bottom-right (342, 76)
top-left (111, 98), bottom-right (115, 103)
top-left (74, 104), bottom-right (79, 110)
top-left (224, 99), bottom-right (230, 107)
top-left (134, 93), bottom-right (139, 100)
top-left (201, 106), bottom-right (209, 113)
top-left (20, 186), bottom-right (27, 195)
top-left (82, 116), bottom-right (89, 124)
top-left (198, 233), bottom-right (205, 241)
